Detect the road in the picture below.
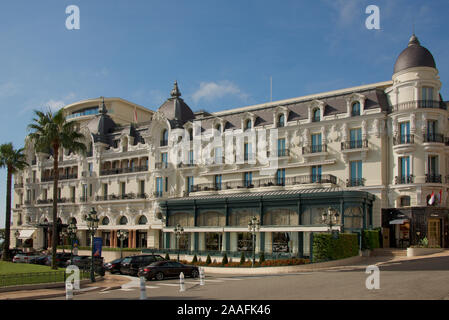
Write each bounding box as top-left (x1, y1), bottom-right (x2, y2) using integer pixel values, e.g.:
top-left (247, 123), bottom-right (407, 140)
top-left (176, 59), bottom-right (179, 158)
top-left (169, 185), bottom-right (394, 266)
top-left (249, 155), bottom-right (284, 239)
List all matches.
top-left (46, 255), bottom-right (449, 300)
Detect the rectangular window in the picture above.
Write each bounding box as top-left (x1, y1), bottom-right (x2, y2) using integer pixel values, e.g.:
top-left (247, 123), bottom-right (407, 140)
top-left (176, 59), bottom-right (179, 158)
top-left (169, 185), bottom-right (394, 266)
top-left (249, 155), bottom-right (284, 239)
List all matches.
top-left (427, 120), bottom-right (438, 141)
top-left (156, 177), bottom-right (163, 197)
top-left (71, 187), bottom-right (75, 201)
top-left (187, 176), bottom-right (194, 193)
top-left (399, 156), bottom-right (411, 183)
top-left (215, 175), bottom-right (222, 190)
top-left (32, 189), bottom-right (35, 201)
top-left (89, 184), bottom-right (93, 197)
top-left (244, 172), bottom-right (253, 187)
top-left (121, 182), bottom-right (126, 196)
top-left (350, 160), bottom-right (363, 186)
top-left (43, 189), bottom-right (48, 200)
top-left (82, 184), bottom-right (88, 199)
top-left (276, 169), bottom-right (285, 185)
top-left (165, 177), bottom-right (168, 192)
top-left (32, 171), bottom-right (36, 183)
top-left (58, 187), bottom-right (61, 200)
top-left (214, 147), bottom-right (223, 164)
top-left (277, 138), bottom-right (286, 156)
top-left (140, 180), bottom-right (145, 195)
top-left (428, 155), bottom-right (438, 175)
top-left (311, 133), bottom-right (322, 153)
top-left (88, 163), bottom-right (93, 173)
top-left (400, 122), bottom-right (410, 144)
top-left (103, 183), bottom-right (108, 197)
top-left (244, 143), bottom-right (252, 161)
top-left (26, 190), bottom-right (31, 201)
top-left (161, 152), bottom-right (168, 167)
top-left (311, 165), bottom-right (322, 183)
top-left (188, 150), bottom-right (194, 165)
top-left (422, 86), bottom-right (434, 101)
top-left (349, 128), bottom-right (362, 148)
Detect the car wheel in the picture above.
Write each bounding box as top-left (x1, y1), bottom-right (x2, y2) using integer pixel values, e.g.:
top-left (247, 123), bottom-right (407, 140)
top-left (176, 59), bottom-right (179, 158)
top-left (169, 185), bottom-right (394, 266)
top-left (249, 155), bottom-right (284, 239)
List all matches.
top-left (155, 272), bottom-right (164, 281)
top-left (191, 270), bottom-right (199, 278)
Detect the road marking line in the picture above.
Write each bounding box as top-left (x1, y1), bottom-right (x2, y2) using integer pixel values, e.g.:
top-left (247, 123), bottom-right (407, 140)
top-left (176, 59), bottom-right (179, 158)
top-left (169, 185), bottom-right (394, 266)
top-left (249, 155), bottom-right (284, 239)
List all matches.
top-left (204, 279), bottom-right (224, 282)
top-left (157, 283), bottom-right (180, 287)
top-left (216, 278), bottom-right (244, 281)
top-left (146, 286), bottom-right (159, 289)
top-left (119, 288), bottom-right (135, 291)
top-left (99, 291), bottom-right (112, 294)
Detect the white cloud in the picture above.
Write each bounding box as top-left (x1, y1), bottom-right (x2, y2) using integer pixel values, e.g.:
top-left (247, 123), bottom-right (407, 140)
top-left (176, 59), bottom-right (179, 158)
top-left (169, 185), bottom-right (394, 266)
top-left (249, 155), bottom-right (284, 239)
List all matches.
top-left (0, 81), bottom-right (19, 98)
top-left (191, 80), bottom-right (249, 104)
top-left (44, 99), bottom-right (66, 111)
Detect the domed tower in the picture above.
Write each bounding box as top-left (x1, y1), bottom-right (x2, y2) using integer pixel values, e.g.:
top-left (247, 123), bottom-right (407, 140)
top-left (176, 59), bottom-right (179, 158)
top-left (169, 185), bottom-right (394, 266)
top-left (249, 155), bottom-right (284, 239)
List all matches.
top-left (157, 81), bottom-right (195, 129)
top-left (385, 35), bottom-right (447, 209)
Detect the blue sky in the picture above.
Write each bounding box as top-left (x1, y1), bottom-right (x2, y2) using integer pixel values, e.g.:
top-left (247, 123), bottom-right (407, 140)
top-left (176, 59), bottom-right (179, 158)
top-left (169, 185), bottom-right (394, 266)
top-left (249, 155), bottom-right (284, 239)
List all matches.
top-left (1, 0), bottom-right (449, 227)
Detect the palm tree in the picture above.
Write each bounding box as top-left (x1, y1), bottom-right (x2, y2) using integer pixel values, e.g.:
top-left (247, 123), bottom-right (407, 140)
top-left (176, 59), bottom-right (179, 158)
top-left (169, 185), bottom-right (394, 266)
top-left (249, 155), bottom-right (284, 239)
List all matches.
top-left (0, 143), bottom-right (28, 261)
top-left (28, 109), bottom-right (86, 269)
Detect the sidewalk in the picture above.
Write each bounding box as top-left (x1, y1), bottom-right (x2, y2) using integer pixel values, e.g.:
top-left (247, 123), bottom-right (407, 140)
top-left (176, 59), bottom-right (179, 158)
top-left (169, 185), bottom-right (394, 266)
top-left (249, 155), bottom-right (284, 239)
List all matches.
top-left (0, 274), bottom-right (130, 300)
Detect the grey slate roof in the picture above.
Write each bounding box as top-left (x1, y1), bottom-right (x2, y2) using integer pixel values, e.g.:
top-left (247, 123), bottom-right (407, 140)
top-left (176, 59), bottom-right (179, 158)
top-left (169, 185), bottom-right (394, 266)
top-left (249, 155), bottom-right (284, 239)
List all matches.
top-left (393, 34), bottom-right (436, 74)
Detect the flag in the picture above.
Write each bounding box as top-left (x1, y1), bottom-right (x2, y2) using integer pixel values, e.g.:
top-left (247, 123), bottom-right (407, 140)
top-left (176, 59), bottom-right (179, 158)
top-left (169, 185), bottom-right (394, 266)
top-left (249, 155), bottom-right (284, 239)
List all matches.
top-left (134, 106), bottom-right (138, 123)
top-left (438, 189), bottom-right (443, 204)
top-left (428, 191), bottom-right (435, 205)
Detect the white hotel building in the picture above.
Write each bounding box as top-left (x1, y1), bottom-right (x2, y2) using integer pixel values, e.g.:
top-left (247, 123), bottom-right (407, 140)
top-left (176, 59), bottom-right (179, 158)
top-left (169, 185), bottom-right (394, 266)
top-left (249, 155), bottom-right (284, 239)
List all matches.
top-left (10, 35), bottom-right (449, 258)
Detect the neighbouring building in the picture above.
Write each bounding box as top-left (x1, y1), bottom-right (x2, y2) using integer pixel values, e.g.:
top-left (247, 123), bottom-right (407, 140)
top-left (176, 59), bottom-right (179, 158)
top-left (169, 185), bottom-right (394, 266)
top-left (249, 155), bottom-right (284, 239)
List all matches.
top-left (10, 35), bottom-right (449, 258)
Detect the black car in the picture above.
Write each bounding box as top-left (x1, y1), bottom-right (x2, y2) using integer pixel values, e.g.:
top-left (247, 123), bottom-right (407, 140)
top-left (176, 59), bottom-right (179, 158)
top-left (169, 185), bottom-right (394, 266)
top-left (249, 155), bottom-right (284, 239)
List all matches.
top-left (120, 255), bottom-right (166, 276)
top-left (0, 248), bottom-right (24, 259)
top-left (138, 261), bottom-right (199, 281)
top-left (104, 258), bottom-right (123, 274)
top-left (45, 252), bottom-right (72, 267)
top-left (68, 255), bottom-right (105, 276)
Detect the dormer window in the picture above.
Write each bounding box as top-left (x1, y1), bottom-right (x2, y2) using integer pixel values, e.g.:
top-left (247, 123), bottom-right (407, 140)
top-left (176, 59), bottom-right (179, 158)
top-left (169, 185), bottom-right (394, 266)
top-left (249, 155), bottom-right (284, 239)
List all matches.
top-left (161, 129), bottom-right (168, 146)
top-left (278, 114), bottom-right (285, 127)
top-left (245, 119), bottom-right (252, 131)
top-left (188, 128), bottom-right (193, 141)
top-left (312, 108), bottom-right (320, 122)
top-left (351, 102), bottom-right (361, 117)
top-left (215, 124), bottom-right (221, 133)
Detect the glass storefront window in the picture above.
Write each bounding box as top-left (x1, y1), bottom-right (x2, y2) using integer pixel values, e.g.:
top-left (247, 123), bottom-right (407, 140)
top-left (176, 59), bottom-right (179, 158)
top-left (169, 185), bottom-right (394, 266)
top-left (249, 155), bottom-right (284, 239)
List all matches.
top-left (205, 233), bottom-right (221, 251)
top-left (237, 232), bottom-right (253, 252)
top-left (272, 232), bottom-right (289, 252)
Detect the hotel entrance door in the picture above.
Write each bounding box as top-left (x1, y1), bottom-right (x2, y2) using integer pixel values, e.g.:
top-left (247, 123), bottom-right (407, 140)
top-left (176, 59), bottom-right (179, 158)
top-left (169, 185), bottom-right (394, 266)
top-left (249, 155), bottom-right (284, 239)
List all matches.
top-left (428, 218), bottom-right (442, 247)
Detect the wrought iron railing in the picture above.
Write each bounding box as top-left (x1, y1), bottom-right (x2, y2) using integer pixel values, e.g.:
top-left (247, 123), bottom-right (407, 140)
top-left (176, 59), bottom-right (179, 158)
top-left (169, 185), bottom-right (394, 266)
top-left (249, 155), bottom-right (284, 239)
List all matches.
top-left (302, 145), bottom-right (327, 154)
top-left (426, 174), bottom-right (442, 183)
top-left (346, 178), bottom-right (365, 187)
top-left (391, 100), bottom-right (446, 112)
top-left (267, 149), bottom-right (290, 157)
top-left (423, 133), bottom-right (445, 143)
top-left (393, 134), bottom-right (414, 145)
top-left (395, 175), bottom-right (414, 184)
top-left (100, 166), bottom-right (148, 176)
top-left (341, 140), bottom-right (368, 150)
top-left (155, 162), bottom-right (168, 169)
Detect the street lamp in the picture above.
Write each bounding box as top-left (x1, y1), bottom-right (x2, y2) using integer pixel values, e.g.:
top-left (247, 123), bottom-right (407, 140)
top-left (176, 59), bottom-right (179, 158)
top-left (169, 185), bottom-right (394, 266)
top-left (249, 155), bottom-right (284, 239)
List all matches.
top-left (322, 207), bottom-right (340, 237)
top-left (174, 224), bottom-right (184, 262)
top-left (248, 216), bottom-right (260, 267)
top-left (86, 207), bottom-right (99, 283)
top-left (67, 221), bottom-right (77, 263)
top-left (14, 230), bottom-right (20, 249)
top-left (59, 230), bottom-right (68, 253)
top-left (117, 230), bottom-right (129, 259)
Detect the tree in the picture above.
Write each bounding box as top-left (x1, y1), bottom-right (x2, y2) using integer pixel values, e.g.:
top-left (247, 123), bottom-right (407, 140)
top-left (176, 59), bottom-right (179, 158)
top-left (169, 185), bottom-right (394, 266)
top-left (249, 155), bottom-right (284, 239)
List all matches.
top-left (0, 143), bottom-right (28, 261)
top-left (221, 253), bottom-right (228, 265)
top-left (28, 109), bottom-right (86, 269)
top-left (240, 252), bottom-right (246, 264)
top-left (205, 254), bottom-right (212, 265)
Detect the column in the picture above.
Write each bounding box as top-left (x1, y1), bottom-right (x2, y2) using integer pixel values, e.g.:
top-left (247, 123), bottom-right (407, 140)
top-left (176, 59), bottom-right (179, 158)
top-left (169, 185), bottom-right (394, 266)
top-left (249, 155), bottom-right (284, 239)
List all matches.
top-left (221, 232), bottom-right (226, 252)
top-left (190, 232), bottom-right (196, 251)
top-left (264, 232), bottom-right (272, 253)
top-left (198, 233), bottom-right (206, 251)
top-left (230, 232), bottom-right (237, 252)
top-left (291, 232), bottom-right (299, 256)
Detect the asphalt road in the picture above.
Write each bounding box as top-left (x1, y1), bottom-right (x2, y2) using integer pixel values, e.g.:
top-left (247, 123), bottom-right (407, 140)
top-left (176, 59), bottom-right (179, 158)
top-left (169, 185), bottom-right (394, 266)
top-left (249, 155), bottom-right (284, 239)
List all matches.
top-left (47, 255), bottom-right (449, 300)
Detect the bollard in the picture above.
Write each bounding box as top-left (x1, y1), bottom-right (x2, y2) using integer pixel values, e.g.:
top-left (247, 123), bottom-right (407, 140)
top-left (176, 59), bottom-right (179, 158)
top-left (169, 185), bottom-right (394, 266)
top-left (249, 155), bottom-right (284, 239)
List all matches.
top-left (140, 276), bottom-right (147, 300)
top-left (199, 267), bottom-right (205, 286)
top-left (179, 272), bottom-right (185, 292)
top-left (66, 282), bottom-right (73, 300)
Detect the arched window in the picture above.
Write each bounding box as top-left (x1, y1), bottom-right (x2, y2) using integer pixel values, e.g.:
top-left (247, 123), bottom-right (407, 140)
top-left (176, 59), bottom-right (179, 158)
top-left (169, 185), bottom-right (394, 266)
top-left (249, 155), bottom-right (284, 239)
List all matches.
top-left (69, 217), bottom-right (77, 225)
top-left (278, 114), bottom-right (285, 127)
top-left (119, 216), bottom-right (128, 225)
top-left (102, 217), bottom-right (110, 225)
top-left (245, 120), bottom-right (252, 131)
top-left (161, 129), bottom-right (168, 146)
top-left (312, 108), bottom-right (320, 122)
top-left (215, 124), bottom-right (221, 133)
top-left (351, 102), bottom-right (361, 116)
top-left (188, 128), bottom-right (193, 141)
top-left (138, 216), bottom-right (148, 225)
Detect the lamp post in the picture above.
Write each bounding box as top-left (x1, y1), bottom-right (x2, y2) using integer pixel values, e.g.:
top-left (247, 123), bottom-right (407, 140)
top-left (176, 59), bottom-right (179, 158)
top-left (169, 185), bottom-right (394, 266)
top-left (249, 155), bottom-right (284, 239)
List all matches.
top-left (14, 230), bottom-right (20, 249)
top-left (117, 230), bottom-right (129, 259)
top-left (59, 230), bottom-right (68, 253)
top-left (174, 224), bottom-right (184, 262)
top-left (248, 216), bottom-right (260, 267)
top-left (322, 207), bottom-right (340, 237)
top-left (86, 207), bottom-right (99, 283)
top-left (67, 221), bottom-right (77, 264)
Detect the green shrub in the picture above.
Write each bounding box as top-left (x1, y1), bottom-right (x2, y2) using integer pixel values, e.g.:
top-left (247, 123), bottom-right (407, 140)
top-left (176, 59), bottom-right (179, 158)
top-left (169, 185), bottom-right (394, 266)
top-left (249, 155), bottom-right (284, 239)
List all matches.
top-left (205, 254), bottom-right (212, 265)
top-left (362, 230), bottom-right (380, 250)
top-left (221, 253), bottom-right (228, 265)
top-left (192, 254), bottom-right (198, 263)
top-left (165, 253), bottom-right (170, 260)
top-left (240, 252), bottom-right (245, 264)
top-left (312, 233), bottom-right (359, 263)
top-left (259, 252), bottom-right (265, 263)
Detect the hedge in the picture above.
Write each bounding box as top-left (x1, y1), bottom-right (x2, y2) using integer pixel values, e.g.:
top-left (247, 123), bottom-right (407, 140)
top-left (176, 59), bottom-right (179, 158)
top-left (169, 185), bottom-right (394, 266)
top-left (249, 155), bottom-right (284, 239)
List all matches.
top-left (312, 233), bottom-right (359, 263)
top-left (362, 229), bottom-right (380, 250)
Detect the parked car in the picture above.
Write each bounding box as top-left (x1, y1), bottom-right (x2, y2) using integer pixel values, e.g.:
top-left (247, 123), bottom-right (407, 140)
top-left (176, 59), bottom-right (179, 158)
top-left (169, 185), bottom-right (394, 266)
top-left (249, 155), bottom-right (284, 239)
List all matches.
top-left (33, 254), bottom-right (50, 265)
top-left (45, 252), bottom-right (72, 267)
top-left (138, 261), bottom-right (199, 281)
top-left (12, 252), bottom-right (39, 263)
top-left (67, 255), bottom-right (105, 276)
top-left (1, 248), bottom-right (23, 259)
top-left (104, 258), bottom-right (124, 274)
top-left (120, 254), bottom-right (166, 276)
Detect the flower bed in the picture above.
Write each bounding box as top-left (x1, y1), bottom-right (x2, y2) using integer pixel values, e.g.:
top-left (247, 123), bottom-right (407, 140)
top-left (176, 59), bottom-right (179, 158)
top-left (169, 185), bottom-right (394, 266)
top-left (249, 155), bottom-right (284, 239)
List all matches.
top-left (179, 258), bottom-right (310, 268)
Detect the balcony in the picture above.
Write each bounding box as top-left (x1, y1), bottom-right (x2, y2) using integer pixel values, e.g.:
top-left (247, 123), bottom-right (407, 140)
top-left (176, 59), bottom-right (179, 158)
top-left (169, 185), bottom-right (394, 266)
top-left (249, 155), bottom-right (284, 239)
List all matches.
top-left (391, 100), bottom-right (447, 112)
top-left (191, 174), bottom-right (338, 193)
top-left (177, 163), bottom-right (196, 168)
top-left (393, 134), bottom-right (414, 145)
top-left (41, 174), bottom-right (77, 182)
top-left (267, 149), bottom-right (290, 158)
top-left (302, 144), bottom-right (327, 155)
top-left (24, 200), bottom-right (32, 205)
top-left (36, 198), bottom-right (68, 205)
top-left (153, 191), bottom-right (163, 198)
top-left (100, 166), bottom-right (148, 176)
top-left (155, 162), bottom-right (168, 170)
top-left (346, 178), bottom-right (365, 187)
top-left (14, 183), bottom-right (24, 188)
top-left (341, 140), bottom-right (368, 150)
top-left (395, 175), bottom-right (414, 184)
top-left (426, 174), bottom-right (442, 183)
top-left (423, 134), bottom-right (445, 143)
top-left (79, 196), bottom-right (90, 202)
